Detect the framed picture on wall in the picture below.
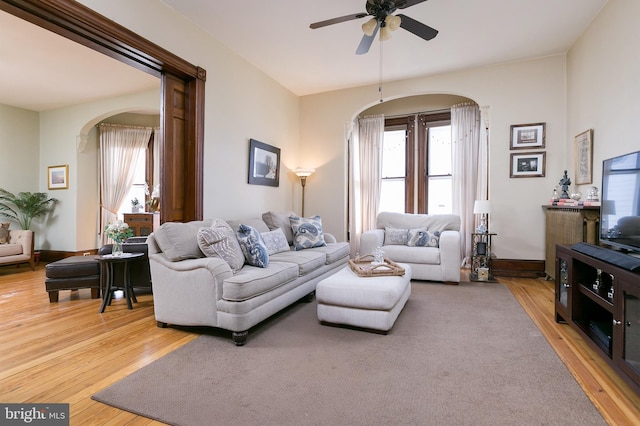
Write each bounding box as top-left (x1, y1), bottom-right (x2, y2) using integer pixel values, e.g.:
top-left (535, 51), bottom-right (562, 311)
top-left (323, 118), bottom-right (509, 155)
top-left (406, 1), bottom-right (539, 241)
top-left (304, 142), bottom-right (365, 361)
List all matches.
top-left (510, 152), bottom-right (546, 178)
top-left (574, 129), bottom-right (593, 184)
top-left (48, 165), bottom-right (69, 190)
top-left (248, 139), bottom-right (280, 187)
top-left (510, 123), bottom-right (546, 150)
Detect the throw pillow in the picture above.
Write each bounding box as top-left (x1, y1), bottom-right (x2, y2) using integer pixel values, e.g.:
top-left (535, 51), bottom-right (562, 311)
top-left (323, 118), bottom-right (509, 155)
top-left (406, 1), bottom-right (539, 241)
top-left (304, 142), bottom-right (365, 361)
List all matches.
top-left (197, 219), bottom-right (245, 272)
top-left (262, 211), bottom-right (296, 245)
top-left (384, 227), bottom-right (408, 245)
top-left (0, 223), bottom-right (9, 244)
top-left (237, 224), bottom-right (269, 268)
top-left (153, 219), bottom-right (213, 261)
top-left (261, 228), bottom-right (290, 255)
top-left (407, 228), bottom-right (440, 247)
top-left (290, 215), bottom-right (326, 251)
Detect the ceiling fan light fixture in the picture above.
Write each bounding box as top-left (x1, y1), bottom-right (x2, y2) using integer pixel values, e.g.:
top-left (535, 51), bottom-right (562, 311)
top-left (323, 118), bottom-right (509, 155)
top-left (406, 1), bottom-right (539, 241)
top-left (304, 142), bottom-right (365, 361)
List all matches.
top-left (385, 14), bottom-right (401, 31)
top-left (380, 26), bottom-right (393, 41)
top-left (361, 18), bottom-right (378, 36)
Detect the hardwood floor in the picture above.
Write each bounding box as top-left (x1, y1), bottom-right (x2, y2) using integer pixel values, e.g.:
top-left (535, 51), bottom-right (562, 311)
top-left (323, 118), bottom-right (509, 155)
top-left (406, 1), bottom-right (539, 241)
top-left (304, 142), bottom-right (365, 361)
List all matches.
top-left (1, 266), bottom-right (639, 425)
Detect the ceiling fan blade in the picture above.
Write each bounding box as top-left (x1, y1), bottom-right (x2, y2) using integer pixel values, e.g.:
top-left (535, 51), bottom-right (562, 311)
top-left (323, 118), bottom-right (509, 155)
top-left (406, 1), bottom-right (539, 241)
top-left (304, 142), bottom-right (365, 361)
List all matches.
top-left (356, 21), bottom-right (380, 55)
top-left (396, 0), bottom-right (428, 9)
top-left (396, 14), bottom-right (438, 41)
top-left (310, 13), bottom-right (368, 29)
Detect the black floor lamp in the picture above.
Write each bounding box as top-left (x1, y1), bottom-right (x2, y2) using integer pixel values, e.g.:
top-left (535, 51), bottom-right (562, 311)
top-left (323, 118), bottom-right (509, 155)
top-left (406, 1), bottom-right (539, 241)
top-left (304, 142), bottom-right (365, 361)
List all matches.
top-left (294, 168), bottom-right (315, 217)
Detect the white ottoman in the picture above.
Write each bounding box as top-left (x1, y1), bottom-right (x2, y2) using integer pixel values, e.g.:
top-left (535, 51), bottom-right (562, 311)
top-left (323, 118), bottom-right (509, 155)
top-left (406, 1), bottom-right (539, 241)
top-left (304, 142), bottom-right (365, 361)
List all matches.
top-left (316, 264), bottom-right (411, 333)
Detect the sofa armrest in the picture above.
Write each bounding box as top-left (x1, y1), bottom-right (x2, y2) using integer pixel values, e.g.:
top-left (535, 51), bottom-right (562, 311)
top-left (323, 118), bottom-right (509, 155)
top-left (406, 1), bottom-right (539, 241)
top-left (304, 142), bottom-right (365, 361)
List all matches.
top-left (324, 233), bottom-right (337, 244)
top-left (439, 230), bottom-right (462, 282)
top-left (149, 253), bottom-right (232, 301)
top-left (359, 229), bottom-right (385, 256)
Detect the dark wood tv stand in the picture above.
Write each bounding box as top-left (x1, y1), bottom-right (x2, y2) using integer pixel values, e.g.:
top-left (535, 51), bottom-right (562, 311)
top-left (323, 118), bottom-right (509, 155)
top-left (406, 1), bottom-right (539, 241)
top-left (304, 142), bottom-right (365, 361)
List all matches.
top-left (555, 244), bottom-right (640, 395)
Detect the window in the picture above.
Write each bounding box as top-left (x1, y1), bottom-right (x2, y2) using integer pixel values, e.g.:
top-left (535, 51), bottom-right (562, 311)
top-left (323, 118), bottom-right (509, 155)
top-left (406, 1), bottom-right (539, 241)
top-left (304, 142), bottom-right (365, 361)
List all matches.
top-left (379, 112), bottom-right (452, 214)
top-left (116, 150), bottom-right (146, 217)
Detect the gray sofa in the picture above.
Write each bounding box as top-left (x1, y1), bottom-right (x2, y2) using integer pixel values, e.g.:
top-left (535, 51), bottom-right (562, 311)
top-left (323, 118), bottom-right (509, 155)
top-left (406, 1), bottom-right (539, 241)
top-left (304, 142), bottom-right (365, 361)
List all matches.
top-left (147, 212), bottom-right (349, 345)
top-left (359, 212), bottom-right (462, 283)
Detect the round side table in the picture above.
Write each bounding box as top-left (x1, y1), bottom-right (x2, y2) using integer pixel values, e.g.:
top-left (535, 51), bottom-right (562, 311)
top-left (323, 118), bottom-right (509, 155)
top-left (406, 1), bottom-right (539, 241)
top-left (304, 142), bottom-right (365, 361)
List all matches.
top-left (96, 252), bottom-right (144, 313)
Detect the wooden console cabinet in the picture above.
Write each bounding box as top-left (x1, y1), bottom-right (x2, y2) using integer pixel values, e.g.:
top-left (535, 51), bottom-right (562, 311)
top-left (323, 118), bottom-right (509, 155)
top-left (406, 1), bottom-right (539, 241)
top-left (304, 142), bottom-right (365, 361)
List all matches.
top-left (555, 244), bottom-right (640, 395)
top-left (123, 213), bottom-right (160, 236)
top-left (543, 205), bottom-right (599, 279)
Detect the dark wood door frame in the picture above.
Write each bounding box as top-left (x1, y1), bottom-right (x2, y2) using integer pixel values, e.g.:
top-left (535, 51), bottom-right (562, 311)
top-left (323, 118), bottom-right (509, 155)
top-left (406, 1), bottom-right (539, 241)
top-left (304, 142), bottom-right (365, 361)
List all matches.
top-left (0, 0), bottom-right (205, 222)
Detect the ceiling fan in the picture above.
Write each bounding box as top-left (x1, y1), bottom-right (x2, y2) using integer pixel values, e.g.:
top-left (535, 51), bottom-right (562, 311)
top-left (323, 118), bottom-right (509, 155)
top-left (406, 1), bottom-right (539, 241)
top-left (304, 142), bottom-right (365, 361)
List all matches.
top-left (310, 0), bottom-right (438, 55)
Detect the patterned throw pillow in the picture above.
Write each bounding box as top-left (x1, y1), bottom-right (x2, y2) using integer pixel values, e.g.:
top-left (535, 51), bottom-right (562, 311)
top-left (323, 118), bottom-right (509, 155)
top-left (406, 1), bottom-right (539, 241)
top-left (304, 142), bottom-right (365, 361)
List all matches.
top-left (197, 219), bottom-right (245, 272)
top-left (236, 224), bottom-right (269, 268)
top-left (384, 227), bottom-right (408, 245)
top-left (407, 228), bottom-right (440, 247)
top-left (261, 228), bottom-right (290, 255)
top-left (0, 223), bottom-right (9, 244)
top-left (290, 215), bottom-right (326, 251)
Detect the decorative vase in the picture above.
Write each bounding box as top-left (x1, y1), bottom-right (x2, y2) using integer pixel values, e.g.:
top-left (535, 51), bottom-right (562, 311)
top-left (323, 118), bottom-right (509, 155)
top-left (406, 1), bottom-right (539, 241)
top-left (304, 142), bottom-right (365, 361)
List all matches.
top-left (112, 240), bottom-right (123, 256)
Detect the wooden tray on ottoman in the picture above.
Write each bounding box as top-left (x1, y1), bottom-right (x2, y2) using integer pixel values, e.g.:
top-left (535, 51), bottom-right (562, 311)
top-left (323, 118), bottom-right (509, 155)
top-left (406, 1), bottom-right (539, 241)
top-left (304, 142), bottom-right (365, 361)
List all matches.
top-left (349, 255), bottom-right (406, 277)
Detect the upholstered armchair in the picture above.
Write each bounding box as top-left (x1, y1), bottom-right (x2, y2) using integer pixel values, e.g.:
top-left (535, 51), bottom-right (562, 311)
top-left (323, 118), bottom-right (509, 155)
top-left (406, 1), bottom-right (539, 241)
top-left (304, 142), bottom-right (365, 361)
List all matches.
top-left (359, 212), bottom-right (461, 283)
top-left (0, 229), bottom-right (35, 270)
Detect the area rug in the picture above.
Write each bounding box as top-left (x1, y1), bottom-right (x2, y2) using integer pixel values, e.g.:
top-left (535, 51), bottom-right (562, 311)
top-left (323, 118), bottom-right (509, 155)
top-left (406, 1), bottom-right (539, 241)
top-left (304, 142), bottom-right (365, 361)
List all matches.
top-left (93, 282), bottom-right (605, 426)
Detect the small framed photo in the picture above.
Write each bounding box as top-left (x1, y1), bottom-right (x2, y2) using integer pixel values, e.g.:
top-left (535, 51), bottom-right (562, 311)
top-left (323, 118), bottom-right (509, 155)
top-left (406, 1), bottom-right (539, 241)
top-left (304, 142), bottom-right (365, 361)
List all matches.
top-left (510, 152), bottom-right (546, 178)
top-left (574, 129), bottom-right (593, 185)
top-left (48, 165), bottom-right (69, 190)
top-left (248, 139), bottom-right (280, 187)
top-left (510, 122), bottom-right (546, 150)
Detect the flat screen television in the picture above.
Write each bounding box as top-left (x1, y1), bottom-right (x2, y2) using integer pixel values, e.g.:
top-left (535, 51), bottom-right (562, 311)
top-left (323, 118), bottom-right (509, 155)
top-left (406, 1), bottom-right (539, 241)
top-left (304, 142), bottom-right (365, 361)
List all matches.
top-left (600, 150), bottom-right (640, 253)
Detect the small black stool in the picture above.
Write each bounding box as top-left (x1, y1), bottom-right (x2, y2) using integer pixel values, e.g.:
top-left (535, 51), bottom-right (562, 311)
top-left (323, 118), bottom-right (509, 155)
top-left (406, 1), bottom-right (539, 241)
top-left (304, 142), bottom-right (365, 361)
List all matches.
top-left (45, 256), bottom-right (101, 303)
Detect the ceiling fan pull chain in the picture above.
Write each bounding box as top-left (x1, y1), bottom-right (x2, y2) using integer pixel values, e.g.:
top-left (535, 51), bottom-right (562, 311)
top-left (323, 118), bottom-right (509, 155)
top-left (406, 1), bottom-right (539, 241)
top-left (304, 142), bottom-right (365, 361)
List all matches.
top-left (379, 37), bottom-right (384, 103)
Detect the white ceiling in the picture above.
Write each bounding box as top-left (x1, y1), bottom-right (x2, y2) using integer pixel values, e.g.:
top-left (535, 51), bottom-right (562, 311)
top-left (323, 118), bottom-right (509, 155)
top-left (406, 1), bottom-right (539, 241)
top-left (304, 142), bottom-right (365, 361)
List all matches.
top-left (0, 9), bottom-right (159, 112)
top-left (160, 0), bottom-right (608, 96)
top-left (0, 0), bottom-right (608, 111)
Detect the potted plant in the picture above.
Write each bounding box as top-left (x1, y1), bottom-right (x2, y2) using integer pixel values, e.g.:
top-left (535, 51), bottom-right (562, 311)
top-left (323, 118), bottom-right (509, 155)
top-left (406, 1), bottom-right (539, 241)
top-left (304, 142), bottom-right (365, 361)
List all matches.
top-left (0, 189), bottom-right (57, 230)
top-left (131, 197), bottom-right (141, 213)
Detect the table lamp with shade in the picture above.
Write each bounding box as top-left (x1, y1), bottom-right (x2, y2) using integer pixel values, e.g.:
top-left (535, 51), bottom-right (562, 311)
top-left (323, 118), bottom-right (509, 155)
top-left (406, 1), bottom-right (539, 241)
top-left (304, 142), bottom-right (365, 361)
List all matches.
top-left (473, 200), bottom-right (492, 234)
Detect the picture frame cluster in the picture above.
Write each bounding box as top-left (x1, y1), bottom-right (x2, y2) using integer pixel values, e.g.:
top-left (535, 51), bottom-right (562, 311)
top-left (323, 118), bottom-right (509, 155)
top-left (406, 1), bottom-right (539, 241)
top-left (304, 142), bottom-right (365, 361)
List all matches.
top-left (509, 122), bottom-right (546, 178)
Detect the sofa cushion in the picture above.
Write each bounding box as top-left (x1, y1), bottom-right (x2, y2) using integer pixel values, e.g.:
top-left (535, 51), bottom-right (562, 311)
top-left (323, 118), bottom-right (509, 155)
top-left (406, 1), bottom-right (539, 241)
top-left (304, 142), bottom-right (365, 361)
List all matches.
top-left (0, 243), bottom-right (22, 257)
top-left (407, 228), bottom-right (440, 247)
top-left (377, 212), bottom-right (461, 233)
top-left (306, 242), bottom-right (350, 264)
top-left (261, 228), bottom-right (290, 255)
top-left (269, 249), bottom-right (326, 276)
top-left (290, 215), bottom-right (326, 251)
top-left (222, 262), bottom-right (298, 301)
top-left (237, 224), bottom-right (269, 268)
top-left (197, 220), bottom-right (245, 272)
top-left (226, 218), bottom-right (270, 234)
top-left (0, 223), bottom-right (9, 244)
top-left (384, 227), bottom-right (408, 245)
top-left (262, 210), bottom-right (296, 245)
top-left (153, 219), bottom-right (212, 262)
top-left (382, 245), bottom-right (441, 264)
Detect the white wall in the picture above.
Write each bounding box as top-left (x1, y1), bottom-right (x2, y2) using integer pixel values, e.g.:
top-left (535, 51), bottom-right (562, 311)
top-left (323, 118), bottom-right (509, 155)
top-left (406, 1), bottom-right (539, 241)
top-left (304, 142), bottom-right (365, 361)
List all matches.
top-left (0, 104), bottom-right (39, 193)
top-left (300, 55), bottom-right (567, 260)
top-left (78, 0), bottom-right (301, 224)
top-left (567, 0), bottom-right (640, 193)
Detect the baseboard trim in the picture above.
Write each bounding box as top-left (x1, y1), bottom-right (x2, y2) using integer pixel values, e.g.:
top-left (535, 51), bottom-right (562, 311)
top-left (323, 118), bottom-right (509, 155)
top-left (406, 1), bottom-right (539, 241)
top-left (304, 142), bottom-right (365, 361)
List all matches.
top-left (491, 259), bottom-right (545, 278)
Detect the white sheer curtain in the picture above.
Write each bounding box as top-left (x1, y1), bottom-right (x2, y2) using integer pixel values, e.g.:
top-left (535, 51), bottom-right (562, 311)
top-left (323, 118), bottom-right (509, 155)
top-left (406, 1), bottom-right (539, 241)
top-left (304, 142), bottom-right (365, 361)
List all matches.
top-left (348, 114), bottom-right (385, 257)
top-left (99, 124), bottom-right (152, 244)
top-left (451, 103), bottom-right (488, 265)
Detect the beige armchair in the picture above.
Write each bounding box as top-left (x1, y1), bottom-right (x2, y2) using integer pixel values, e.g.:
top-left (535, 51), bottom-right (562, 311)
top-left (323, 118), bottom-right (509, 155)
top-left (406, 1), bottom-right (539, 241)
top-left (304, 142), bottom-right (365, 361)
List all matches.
top-left (359, 212), bottom-right (461, 283)
top-left (0, 229), bottom-right (35, 270)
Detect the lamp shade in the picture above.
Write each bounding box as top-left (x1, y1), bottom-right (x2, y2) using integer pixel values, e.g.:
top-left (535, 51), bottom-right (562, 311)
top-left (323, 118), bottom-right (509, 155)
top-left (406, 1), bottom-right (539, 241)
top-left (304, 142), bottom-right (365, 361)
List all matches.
top-left (473, 200), bottom-right (492, 214)
top-left (293, 168), bottom-right (315, 178)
